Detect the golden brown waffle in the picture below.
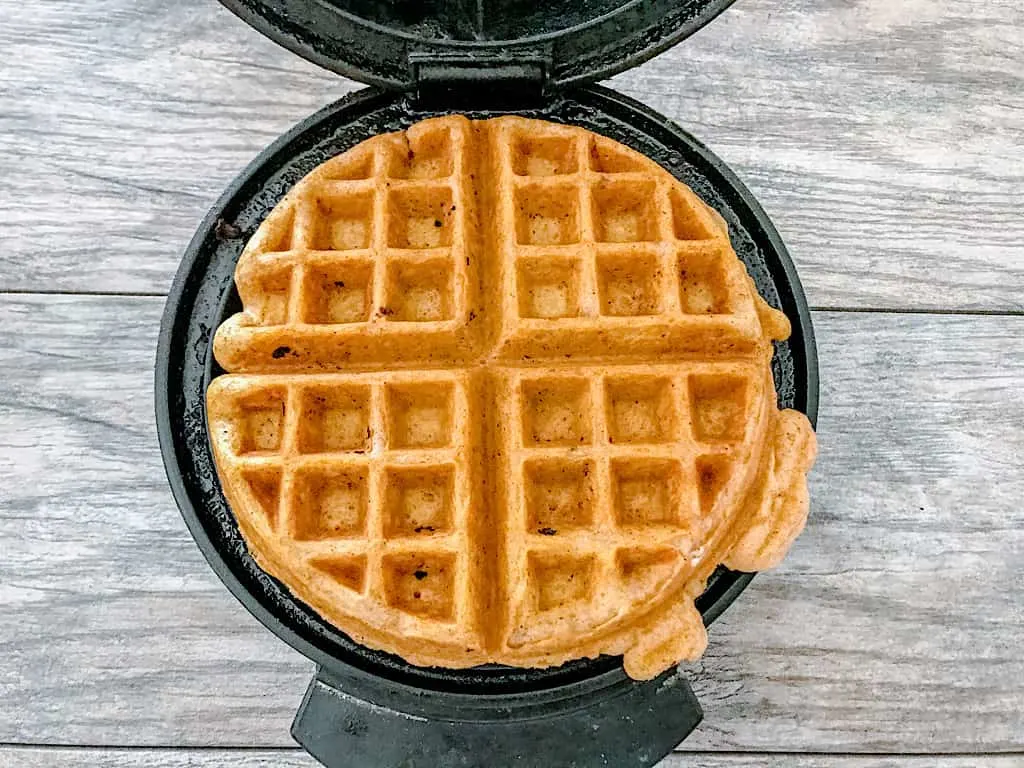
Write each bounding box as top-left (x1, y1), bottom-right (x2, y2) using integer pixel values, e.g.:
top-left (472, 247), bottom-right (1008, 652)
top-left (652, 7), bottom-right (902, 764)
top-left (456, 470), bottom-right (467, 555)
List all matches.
top-left (208, 116), bottom-right (817, 679)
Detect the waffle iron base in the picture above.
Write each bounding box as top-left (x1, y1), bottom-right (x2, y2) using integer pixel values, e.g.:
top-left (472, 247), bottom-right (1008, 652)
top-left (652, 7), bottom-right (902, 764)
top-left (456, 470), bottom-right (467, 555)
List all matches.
top-left (156, 84), bottom-right (818, 768)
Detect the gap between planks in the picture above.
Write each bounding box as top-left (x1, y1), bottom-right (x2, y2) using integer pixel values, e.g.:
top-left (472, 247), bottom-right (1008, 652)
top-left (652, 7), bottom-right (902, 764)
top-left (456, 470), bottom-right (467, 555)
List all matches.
top-left (0, 744), bottom-right (1022, 768)
top-left (1, 288), bottom-right (1022, 319)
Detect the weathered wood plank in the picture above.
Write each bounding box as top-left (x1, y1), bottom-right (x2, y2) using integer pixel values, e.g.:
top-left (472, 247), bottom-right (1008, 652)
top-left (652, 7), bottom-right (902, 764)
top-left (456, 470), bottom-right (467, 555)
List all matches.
top-left (0, 747), bottom-right (1021, 768)
top-left (0, 0), bottom-right (1021, 308)
top-left (613, 0), bottom-right (1024, 312)
top-left (0, 295), bottom-right (1021, 751)
top-left (0, 0), bottom-right (355, 296)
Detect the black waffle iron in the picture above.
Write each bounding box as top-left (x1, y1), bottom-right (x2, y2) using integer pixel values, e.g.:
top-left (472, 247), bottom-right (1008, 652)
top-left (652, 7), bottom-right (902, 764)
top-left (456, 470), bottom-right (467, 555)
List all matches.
top-left (156, 2), bottom-right (819, 765)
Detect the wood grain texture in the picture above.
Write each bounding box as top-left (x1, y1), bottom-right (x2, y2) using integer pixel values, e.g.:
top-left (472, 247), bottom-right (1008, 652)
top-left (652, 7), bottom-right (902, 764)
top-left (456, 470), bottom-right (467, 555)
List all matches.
top-left (0, 0), bottom-right (1021, 308)
top-left (0, 295), bottom-right (1020, 753)
top-left (0, 0), bottom-right (356, 296)
top-left (613, 0), bottom-right (1024, 312)
top-left (1, 748), bottom-right (1021, 768)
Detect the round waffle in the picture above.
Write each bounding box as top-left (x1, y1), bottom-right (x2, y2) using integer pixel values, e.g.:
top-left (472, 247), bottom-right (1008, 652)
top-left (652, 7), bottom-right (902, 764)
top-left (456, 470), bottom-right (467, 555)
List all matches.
top-left (207, 116), bottom-right (817, 680)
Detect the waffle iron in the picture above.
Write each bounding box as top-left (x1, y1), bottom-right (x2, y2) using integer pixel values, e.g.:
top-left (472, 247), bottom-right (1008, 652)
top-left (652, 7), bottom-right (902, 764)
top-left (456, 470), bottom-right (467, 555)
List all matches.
top-left (155, 2), bottom-right (820, 765)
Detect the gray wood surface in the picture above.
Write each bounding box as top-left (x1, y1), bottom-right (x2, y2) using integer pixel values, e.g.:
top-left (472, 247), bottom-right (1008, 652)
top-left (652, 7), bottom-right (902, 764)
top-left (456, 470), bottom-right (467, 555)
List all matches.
top-left (0, 0), bottom-right (1021, 309)
top-left (1, 748), bottom-right (1021, 768)
top-left (1, 0), bottom-right (1022, 764)
top-left (0, 297), bottom-right (1021, 755)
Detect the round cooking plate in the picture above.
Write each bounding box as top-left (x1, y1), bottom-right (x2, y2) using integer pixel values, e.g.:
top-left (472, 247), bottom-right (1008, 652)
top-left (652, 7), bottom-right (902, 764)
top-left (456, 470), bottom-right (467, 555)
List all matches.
top-left (156, 84), bottom-right (818, 698)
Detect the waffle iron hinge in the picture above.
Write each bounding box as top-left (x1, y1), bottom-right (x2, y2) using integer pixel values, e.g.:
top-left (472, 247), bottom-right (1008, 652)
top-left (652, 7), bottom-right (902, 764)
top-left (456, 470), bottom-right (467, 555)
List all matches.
top-left (409, 48), bottom-right (552, 110)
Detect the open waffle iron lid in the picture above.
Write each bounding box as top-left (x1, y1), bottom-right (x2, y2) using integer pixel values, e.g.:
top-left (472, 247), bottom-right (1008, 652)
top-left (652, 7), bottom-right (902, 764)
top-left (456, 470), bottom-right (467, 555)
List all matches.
top-left (218, 0), bottom-right (737, 92)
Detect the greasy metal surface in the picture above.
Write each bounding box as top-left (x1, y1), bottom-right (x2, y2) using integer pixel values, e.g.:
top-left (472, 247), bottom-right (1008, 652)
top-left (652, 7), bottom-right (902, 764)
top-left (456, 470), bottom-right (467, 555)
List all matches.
top-left (157, 84), bottom-right (818, 697)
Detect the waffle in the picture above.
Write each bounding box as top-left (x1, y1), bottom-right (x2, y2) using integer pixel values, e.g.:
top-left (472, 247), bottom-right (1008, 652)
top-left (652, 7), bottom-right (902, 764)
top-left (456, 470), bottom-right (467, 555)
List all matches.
top-left (208, 116), bottom-right (817, 679)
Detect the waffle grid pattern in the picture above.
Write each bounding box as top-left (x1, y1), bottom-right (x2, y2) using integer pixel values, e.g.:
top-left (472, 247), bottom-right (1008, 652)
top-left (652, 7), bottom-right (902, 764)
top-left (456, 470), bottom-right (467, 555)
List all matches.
top-left (215, 117), bottom-right (763, 371)
top-left (208, 116), bottom-right (812, 676)
top-left (492, 119), bottom-right (760, 361)
top-left (216, 118), bottom-right (482, 368)
top-left (495, 120), bottom-right (740, 323)
top-left (496, 363), bottom-right (762, 645)
top-left (212, 370), bottom-right (483, 650)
